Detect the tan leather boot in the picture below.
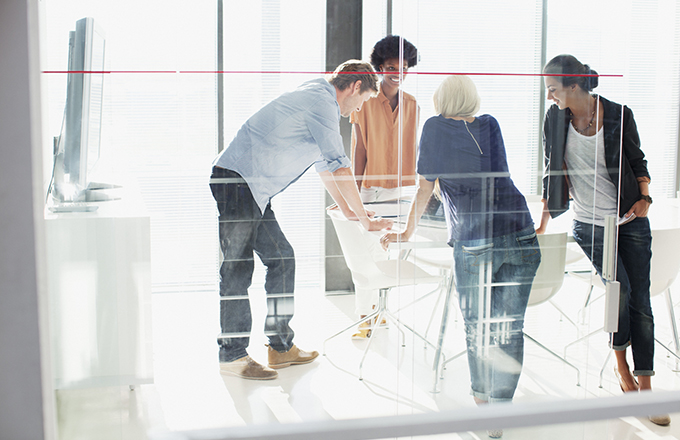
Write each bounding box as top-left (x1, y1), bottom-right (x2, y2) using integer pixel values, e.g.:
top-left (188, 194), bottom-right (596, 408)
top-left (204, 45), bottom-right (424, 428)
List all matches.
top-left (220, 355), bottom-right (278, 380)
top-left (267, 344), bottom-right (319, 369)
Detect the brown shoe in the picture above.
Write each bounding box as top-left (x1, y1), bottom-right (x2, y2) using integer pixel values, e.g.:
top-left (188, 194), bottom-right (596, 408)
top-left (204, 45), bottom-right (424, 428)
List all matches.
top-left (220, 355), bottom-right (278, 380)
top-left (648, 414), bottom-right (671, 426)
top-left (267, 344), bottom-right (319, 369)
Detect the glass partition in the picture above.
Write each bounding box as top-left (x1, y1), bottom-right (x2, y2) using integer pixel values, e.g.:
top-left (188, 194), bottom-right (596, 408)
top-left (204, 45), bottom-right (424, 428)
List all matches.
top-left (40, 0), bottom-right (680, 439)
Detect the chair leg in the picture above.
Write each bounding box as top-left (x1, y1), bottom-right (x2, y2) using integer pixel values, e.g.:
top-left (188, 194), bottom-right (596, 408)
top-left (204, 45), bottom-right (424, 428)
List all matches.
top-left (323, 309), bottom-right (380, 356)
top-left (598, 349), bottom-right (612, 388)
top-left (432, 274), bottom-right (456, 393)
top-left (664, 288), bottom-right (680, 370)
top-left (655, 338), bottom-right (680, 372)
top-left (564, 326), bottom-right (604, 359)
top-left (337, 283), bottom-right (454, 382)
top-left (548, 299), bottom-right (578, 329)
top-left (524, 332), bottom-right (581, 386)
top-left (578, 284), bottom-right (595, 325)
top-left (392, 281), bottom-right (441, 315)
top-left (384, 310), bottom-right (436, 350)
top-left (424, 269), bottom-right (451, 341)
top-left (358, 307), bottom-right (387, 381)
top-left (390, 268), bottom-right (451, 348)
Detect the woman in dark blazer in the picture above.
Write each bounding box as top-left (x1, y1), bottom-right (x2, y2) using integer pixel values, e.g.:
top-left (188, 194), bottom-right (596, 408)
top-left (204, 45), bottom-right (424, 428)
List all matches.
top-left (537, 54), bottom-right (668, 426)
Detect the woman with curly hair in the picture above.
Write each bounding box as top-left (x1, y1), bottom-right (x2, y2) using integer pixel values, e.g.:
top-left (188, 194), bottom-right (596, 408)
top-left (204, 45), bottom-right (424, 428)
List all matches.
top-left (349, 35), bottom-right (420, 338)
top-left (351, 34), bottom-right (419, 203)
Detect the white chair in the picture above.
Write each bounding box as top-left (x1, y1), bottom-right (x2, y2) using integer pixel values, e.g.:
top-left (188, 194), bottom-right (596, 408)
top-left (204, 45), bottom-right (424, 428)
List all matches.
top-left (564, 228), bottom-right (680, 384)
top-left (401, 218), bottom-right (455, 341)
top-left (406, 248), bottom-right (455, 339)
top-left (522, 232), bottom-right (581, 385)
top-left (324, 209), bottom-right (442, 380)
top-left (648, 228), bottom-right (680, 365)
top-left (435, 232), bottom-right (581, 391)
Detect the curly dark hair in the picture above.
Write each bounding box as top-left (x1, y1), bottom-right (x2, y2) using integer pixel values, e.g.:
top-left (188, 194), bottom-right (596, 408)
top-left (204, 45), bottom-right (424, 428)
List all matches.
top-left (369, 35), bottom-right (418, 72)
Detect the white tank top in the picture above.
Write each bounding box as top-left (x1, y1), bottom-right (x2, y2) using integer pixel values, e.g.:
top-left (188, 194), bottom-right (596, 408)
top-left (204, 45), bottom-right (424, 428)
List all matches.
top-left (564, 123), bottom-right (618, 226)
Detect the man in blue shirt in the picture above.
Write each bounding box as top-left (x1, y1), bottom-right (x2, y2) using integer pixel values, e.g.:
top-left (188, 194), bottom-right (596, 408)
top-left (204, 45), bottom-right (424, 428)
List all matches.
top-left (210, 60), bottom-right (393, 380)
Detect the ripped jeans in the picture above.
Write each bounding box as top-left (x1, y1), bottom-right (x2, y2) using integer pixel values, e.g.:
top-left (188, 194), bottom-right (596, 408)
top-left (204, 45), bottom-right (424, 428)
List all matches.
top-left (453, 225), bottom-right (541, 402)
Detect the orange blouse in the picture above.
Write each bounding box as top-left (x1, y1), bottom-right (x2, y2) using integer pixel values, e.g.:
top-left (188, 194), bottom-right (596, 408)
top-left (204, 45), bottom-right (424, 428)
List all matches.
top-left (350, 86), bottom-right (419, 189)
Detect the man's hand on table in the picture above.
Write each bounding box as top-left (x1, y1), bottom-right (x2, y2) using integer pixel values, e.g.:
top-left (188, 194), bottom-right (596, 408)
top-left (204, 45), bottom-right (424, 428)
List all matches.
top-left (327, 204), bottom-right (388, 230)
top-left (365, 217), bottom-right (393, 231)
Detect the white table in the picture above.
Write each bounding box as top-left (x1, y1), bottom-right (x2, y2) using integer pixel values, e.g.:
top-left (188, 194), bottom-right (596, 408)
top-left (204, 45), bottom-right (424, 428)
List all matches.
top-left (44, 186), bottom-right (153, 389)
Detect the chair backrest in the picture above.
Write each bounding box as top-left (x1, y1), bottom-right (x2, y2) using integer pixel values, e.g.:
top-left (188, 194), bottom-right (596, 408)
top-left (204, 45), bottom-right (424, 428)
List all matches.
top-left (650, 228), bottom-right (680, 296)
top-left (328, 209), bottom-right (441, 291)
top-left (327, 210), bottom-right (389, 289)
top-left (528, 232), bottom-right (568, 307)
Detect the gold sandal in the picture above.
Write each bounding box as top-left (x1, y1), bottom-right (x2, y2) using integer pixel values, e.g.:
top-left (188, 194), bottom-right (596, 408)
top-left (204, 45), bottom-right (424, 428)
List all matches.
top-left (351, 321), bottom-right (372, 340)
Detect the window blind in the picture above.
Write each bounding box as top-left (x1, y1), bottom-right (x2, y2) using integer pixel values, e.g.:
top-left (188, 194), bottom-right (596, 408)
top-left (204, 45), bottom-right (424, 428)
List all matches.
top-left (391, 0), bottom-right (544, 195)
top-left (546, 0), bottom-right (680, 197)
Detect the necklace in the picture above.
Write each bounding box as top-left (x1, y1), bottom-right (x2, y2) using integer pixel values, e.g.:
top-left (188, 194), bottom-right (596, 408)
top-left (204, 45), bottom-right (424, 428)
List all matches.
top-left (573, 101), bottom-right (596, 135)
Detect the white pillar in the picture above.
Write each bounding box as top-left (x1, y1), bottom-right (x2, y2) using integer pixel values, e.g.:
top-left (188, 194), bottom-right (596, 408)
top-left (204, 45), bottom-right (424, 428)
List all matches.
top-left (0, 1), bottom-right (56, 439)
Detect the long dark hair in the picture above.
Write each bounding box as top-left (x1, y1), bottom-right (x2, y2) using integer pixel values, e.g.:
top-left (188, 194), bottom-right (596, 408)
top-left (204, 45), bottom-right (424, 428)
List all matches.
top-left (543, 54), bottom-right (599, 92)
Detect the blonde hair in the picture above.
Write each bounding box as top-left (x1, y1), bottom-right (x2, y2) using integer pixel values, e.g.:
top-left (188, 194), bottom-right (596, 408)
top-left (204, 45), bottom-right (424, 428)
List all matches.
top-left (432, 75), bottom-right (480, 118)
top-left (327, 60), bottom-right (379, 96)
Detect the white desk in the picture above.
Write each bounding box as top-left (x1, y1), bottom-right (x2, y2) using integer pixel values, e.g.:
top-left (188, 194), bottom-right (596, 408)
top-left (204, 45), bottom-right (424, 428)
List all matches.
top-left (45, 187), bottom-right (153, 389)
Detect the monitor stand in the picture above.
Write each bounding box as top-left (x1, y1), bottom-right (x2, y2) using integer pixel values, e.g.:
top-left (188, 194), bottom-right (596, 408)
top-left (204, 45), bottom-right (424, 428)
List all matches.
top-left (83, 181), bottom-right (123, 202)
top-left (83, 187), bottom-right (122, 202)
top-left (87, 181), bottom-right (123, 191)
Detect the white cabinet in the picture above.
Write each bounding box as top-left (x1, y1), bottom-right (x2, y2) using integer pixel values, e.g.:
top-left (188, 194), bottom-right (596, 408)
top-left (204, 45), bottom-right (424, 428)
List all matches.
top-left (45, 192), bottom-right (153, 389)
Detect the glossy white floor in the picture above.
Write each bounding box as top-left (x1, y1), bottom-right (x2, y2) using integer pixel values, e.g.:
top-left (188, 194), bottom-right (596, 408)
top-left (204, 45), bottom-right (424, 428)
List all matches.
top-left (55, 265), bottom-right (680, 440)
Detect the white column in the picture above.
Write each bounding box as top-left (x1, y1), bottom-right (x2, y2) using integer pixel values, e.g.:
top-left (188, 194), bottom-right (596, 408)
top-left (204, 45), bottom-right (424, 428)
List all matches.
top-left (0, 1), bottom-right (56, 439)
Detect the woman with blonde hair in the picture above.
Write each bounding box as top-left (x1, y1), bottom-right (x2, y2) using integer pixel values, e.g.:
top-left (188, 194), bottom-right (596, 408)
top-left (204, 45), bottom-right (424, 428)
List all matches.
top-left (382, 75), bottom-right (540, 438)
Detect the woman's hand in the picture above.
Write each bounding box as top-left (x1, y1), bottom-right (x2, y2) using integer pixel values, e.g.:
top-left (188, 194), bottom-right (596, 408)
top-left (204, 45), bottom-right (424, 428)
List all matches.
top-left (626, 198), bottom-right (651, 218)
top-left (535, 199), bottom-right (550, 234)
top-left (380, 231), bottom-right (407, 251)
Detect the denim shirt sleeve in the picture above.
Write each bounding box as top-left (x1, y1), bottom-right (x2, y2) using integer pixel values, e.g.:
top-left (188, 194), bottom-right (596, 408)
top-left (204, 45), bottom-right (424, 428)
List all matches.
top-left (306, 99), bottom-right (351, 173)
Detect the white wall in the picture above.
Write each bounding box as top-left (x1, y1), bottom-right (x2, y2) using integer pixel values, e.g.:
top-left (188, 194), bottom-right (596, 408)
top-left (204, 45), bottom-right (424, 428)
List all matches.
top-left (0, 0), bottom-right (56, 439)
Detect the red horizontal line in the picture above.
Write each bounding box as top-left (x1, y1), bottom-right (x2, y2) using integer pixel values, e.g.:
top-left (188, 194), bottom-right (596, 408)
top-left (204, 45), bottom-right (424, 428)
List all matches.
top-left (40, 70), bottom-right (622, 77)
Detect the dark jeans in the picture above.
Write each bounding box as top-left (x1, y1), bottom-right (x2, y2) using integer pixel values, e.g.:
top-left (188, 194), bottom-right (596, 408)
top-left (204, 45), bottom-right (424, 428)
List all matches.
top-left (210, 166), bottom-right (295, 362)
top-left (572, 217), bottom-right (654, 375)
top-left (453, 225), bottom-right (541, 402)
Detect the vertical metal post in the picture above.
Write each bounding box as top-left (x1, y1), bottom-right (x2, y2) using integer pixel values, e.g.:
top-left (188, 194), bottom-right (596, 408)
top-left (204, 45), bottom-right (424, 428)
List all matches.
top-left (386, 0), bottom-right (393, 35)
top-left (217, 0), bottom-right (225, 153)
top-left (603, 215), bottom-right (620, 333)
top-left (324, 0), bottom-right (363, 293)
top-left (536, 0), bottom-right (548, 194)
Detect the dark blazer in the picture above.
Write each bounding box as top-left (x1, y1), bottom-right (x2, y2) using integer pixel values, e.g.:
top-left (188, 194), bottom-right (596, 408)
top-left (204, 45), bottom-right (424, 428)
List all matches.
top-left (541, 95), bottom-right (650, 219)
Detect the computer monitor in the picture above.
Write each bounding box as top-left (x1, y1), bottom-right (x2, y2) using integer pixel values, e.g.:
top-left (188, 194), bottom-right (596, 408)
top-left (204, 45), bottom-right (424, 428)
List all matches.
top-left (51, 17), bottom-right (106, 202)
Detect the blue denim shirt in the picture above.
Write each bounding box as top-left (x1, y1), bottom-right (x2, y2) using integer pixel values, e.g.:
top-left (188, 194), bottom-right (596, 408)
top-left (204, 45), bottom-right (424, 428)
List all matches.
top-left (213, 78), bottom-right (351, 214)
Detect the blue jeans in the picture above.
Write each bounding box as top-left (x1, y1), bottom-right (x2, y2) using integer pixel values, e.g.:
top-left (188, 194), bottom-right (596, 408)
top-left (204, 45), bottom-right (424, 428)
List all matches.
top-left (453, 225), bottom-right (541, 402)
top-left (210, 167), bottom-right (295, 362)
top-left (572, 217), bottom-right (654, 376)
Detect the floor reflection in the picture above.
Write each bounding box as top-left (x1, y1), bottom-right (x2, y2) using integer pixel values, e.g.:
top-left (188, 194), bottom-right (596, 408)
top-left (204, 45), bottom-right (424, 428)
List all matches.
top-left (55, 273), bottom-right (680, 439)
